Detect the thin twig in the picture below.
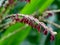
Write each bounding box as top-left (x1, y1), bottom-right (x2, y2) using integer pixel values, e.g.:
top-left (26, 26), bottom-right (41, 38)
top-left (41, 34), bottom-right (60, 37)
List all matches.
top-left (0, 14), bottom-right (57, 35)
top-left (45, 9), bottom-right (60, 13)
top-left (39, 16), bottom-right (60, 28)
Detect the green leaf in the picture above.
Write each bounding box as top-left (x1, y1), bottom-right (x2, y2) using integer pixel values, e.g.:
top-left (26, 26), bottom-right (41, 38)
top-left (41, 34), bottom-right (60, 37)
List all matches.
top-left (0, 23), bottom-right (31, 45)
top-left (55, 31), bottom-right (60, 45)
top-left (20, 0), bottom-right (47, 14)
top-left (39, 0), bottom-right (54, 13)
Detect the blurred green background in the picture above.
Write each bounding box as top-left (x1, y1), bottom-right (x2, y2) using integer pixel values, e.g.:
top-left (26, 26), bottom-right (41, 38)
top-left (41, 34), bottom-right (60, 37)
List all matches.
top-left (0, 0), bottom-right (60, 45)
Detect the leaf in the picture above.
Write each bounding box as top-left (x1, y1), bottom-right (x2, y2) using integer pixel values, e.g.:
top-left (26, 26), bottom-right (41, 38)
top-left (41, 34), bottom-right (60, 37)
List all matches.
top-left (0, 23), bottom-right (31, 45)
top-left (55, 30), bottom-right (60, 45)
top-left (20, 0), bottom-right (47, 14)
top-left (9, 2), bottom-right (26, 14)
top-left (39, 0), bottom-right (54, 13)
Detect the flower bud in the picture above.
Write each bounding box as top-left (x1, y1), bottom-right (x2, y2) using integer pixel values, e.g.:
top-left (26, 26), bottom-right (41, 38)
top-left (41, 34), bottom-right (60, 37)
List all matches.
top-left (43, 29), bottom-right (48, 35)
top-left (36, 24), bottom-right (41, 32)
top-left (25, 0), bottom-right (30, 3)
top-left (48, 13), bottom-right (52, 16)
top-left (50, 35), bottom-right (55, 41)
top-left (8, 0), bottom-right (14, 4)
